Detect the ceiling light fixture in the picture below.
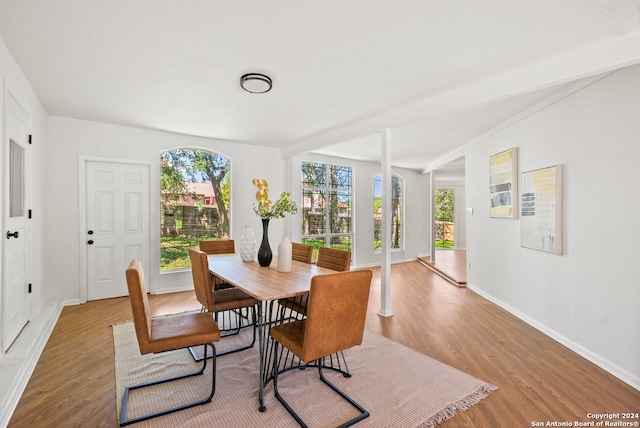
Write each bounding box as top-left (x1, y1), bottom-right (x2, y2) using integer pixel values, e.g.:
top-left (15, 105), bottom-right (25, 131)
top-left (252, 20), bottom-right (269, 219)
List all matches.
top-left (240, 73), bottom-right (272, 94)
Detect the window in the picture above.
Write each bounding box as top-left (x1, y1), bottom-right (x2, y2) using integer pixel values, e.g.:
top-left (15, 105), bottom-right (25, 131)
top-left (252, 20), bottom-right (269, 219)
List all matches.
top-left (301, 161), bottom-right (353, 259)
top-left (373, 174), bottom-right (403, 251)
top-left (435, 188), bottom-right (454, 248)
top-left (160, 149), bottom-right (230, 270)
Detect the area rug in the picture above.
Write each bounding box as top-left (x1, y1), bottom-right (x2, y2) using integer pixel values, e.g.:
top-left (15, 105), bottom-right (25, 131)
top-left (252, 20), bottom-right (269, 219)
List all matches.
top-left (113, 322), bottom-right (496, 427)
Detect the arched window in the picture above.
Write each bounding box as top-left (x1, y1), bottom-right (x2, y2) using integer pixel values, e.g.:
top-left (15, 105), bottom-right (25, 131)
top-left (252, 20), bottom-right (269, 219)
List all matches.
top-left (160, 148), bottom-right (231, 270)
top-left (373, 174), bottom-right (403, 252)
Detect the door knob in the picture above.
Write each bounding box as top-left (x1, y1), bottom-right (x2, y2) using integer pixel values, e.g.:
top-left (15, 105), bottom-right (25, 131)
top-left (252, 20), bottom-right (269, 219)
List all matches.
top-left (88, 230), bottom-right (94, 235)
top-left (87, 240), bottom-right (94, 245)
top-left (6, 231), bottom-right (19, 239)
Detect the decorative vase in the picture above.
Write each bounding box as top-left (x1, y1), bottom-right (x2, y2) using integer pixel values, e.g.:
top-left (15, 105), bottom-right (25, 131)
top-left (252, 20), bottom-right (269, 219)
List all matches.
top-left (257, 218), bottom-right (272, 267)
top-left (239, 225), bottom-right (257, 262)
top-left (277, 237), bottom-right (292, 272)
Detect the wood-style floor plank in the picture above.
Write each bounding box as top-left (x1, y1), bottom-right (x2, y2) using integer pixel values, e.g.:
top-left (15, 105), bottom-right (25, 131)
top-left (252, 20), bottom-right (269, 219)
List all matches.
top-left (9, 262), bottom-right (640, 427)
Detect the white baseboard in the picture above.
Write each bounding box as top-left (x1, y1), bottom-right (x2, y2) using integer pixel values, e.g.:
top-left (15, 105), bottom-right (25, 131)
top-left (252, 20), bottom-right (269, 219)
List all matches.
top-left (0, 298), bottom-right (63, 428)
top-left (467, 282), bottom-right (640, 392)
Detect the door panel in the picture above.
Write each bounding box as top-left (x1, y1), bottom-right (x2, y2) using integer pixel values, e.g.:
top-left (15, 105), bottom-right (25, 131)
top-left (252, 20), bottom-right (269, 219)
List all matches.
top-left (2, 92), bottom-right (30, 352)
top-left (86, 161), bottom-right (149, 300)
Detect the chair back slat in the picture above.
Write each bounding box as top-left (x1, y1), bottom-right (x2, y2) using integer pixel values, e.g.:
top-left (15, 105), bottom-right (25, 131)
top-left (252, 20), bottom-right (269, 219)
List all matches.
top-left (199, 239), bottom-right (235, 254)
top-left (316, 247), bottom-right (351, 271)
top-left (291, 242), bottom-right (313, 264)
top-left (125, 260), bottom-right (153, 354)
top-left (301, 270), bottom-right (372, 362)
top-left (189, 248), bottom-right (215, 311)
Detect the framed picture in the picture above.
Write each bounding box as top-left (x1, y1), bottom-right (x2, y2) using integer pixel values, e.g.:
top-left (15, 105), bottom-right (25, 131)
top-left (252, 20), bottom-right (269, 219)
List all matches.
top-left (489, 148), bottom-right (518, 218)
top-left (520, 165), bottom-right (563, 254)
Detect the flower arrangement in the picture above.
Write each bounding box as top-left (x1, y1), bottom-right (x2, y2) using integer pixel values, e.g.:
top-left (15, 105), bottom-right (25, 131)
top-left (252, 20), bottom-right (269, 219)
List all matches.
top-left (252, 178), bottom-right (298, 219)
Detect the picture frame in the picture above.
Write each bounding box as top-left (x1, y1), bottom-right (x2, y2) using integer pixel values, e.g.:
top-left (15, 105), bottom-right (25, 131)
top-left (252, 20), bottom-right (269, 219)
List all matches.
top-left (489, 148), bottom-right (518, 218)
top-left (520, 165), bottom-right (563, 254)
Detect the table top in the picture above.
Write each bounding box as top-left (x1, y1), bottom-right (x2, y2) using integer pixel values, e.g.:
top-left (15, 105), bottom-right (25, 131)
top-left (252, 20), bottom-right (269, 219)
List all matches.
top-left (207, 254), bottom-right (336, 301)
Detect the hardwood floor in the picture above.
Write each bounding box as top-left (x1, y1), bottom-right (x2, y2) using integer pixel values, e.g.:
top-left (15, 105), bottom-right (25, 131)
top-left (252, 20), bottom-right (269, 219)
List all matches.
top-left (419, 249), bottom-right (467, 285)
top-left (9, 262), bottom-right (640, 427)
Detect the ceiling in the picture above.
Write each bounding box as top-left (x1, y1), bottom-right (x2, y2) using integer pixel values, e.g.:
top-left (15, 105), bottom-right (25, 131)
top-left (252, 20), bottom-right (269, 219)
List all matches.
top-left (1, 1), bottom-right (640, 179)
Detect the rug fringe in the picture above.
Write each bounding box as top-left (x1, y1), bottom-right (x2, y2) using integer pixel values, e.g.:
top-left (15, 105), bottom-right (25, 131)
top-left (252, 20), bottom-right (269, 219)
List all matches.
top-left (418, 383), bottom-right (498, 428)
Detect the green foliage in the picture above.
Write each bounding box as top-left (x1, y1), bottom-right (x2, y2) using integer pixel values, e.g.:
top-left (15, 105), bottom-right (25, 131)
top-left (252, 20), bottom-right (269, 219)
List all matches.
top-left (161, 148), bottom-right (230, 236)
top-left (161, 157), bottom-right (193, 205)
top-left (435, 240), bottom-right (455, 248)
top-left (435, 188), bottom-right (455, 222)
top-left (160, 237), bottom-right (202, 270)
top-left (253, 191), bottom-right (298, 219)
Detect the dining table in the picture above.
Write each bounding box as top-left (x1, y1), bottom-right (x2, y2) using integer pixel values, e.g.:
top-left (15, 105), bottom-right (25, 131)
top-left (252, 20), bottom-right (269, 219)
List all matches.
top-left (206, 253), bottom-right (347, 412)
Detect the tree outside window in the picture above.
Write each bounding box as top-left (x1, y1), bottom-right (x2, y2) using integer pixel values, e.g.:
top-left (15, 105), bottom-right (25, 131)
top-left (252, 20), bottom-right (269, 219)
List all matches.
top-left (434, 188), bottom-right (455, 248)
top-left (160, 149), bottom-right (230, 270)
top-left (301, 161), bottom-right (352, 260)
top-left (374, 174), bottom-right (403, 252)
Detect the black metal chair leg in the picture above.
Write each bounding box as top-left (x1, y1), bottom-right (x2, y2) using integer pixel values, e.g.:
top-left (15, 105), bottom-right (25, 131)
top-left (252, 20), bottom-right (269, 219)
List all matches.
top-left (272, 342), bottom-right (369, 428)
top-left (189, 305), bottom-right (257, 361)
top-left (318, 365), bottom-right (369, 428)
top-left (120, 343), bottom-right (217, 426)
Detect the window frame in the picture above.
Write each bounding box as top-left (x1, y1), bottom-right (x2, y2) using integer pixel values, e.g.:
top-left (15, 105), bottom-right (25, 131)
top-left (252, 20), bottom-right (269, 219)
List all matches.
top-left (373, 173), bottom-right (405, 253)
top-left (300, 161), bottom-right (354, 257)
top-left (159, 147), bottom-right (231, 272)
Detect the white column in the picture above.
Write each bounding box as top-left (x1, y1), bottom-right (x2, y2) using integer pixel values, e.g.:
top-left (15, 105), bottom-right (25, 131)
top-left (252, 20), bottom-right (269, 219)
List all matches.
top-left (430, 170), bottom-right (436, 263)
top-left (378, 128), bottom-right (393, 317)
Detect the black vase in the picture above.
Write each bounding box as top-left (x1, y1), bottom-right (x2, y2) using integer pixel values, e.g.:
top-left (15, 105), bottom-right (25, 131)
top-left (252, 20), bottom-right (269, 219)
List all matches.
top-left (257, 218), bottom-right (272, 267)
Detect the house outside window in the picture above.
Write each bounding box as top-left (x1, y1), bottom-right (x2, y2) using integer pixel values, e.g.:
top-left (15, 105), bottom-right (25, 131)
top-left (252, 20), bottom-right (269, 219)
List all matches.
top-left (160, 148), bottom-right (230, 270)
top-left (374, 174), bottom-right (403, 252)
top-left (301, 161), bottom-right (353, 259)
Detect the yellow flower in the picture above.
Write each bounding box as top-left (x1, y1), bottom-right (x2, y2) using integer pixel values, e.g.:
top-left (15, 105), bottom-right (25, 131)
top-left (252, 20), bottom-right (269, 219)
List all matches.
top-left (252, 178), bottom-right (297, 219)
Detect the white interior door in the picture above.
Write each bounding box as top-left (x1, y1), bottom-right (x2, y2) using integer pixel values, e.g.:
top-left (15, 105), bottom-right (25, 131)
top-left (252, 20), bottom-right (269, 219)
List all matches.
top-left (2, 92), bottom-right (31, 353)
top-left (86, 161), bottom-right (149, 300)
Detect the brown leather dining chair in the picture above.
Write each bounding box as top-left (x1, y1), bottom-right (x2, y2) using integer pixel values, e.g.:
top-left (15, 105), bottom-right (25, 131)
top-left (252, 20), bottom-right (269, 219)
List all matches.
top-left (291, 242), bottom-right (314, 264)
top-left (270, 269), bottom-right (373, 428)
top-left (121, 260), bottom-right (221, 427)
top-left (316, 246), bottom-right (351, 271)
top-left (188, 248), bottom-right (258, 360)
top-left (199, 239), bottom-right (235, 290)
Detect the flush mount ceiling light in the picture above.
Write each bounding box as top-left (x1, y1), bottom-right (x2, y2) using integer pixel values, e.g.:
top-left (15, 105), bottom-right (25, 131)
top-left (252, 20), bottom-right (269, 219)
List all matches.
top-left (240, 73), bottom-right (272, 94)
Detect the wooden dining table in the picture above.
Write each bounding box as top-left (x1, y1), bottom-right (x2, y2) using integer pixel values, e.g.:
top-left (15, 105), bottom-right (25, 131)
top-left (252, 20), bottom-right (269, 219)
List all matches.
top-left (207, 253), bottom-right (341, 411)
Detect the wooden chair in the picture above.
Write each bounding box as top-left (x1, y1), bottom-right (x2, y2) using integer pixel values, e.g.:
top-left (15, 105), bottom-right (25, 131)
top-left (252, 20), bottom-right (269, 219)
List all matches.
top-left (316, 246), bottom-right (351, 271)
top-left (188, 248), bottom-right (258, 360)
top-left (121, 260), bottom-right (220, 427)
top-left (291, 242), bottom-right (313, 264)
top-left (199, 239), bottom-right (235, 290)
top-left (270, 270), bottom-right (373, 428)
top-left (199, 239), bottom-right (235, 254)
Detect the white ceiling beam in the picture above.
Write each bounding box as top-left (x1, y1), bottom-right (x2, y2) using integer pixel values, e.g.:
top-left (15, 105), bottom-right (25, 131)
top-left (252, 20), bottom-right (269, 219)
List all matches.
top-left (282, 31), bottom-right (640, 159)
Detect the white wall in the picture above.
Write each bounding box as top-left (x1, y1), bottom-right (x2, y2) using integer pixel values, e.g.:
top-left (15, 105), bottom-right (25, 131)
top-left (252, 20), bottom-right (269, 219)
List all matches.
top-left (43, 119), bottom-right (432, 303)
top-left (0, 36), bottom-right (51, 326)
top-left (1, 35), bottom-right (56, 426)
top-left (465, 64), bottom-right (640, 389)
top-left (47, 116), bottom-right (287, 299)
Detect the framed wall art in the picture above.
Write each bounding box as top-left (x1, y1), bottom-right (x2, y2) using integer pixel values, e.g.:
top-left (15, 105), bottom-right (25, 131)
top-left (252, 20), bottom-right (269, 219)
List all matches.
top-left (489, 148), bottom-right (518, 218)
top-left (520, 165), bottom-right (563, 254)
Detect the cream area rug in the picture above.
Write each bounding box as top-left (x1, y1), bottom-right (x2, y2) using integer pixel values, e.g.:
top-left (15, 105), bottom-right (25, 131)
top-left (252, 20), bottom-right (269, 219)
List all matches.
top-left (113, 322), bottom-right (496, 427)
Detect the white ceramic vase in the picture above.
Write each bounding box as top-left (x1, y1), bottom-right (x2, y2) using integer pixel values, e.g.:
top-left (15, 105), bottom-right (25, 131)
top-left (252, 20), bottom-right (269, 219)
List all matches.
top-left (239, 225), bottom-right (257, 262)
top-left (277, 237), bottom-right (292, 272)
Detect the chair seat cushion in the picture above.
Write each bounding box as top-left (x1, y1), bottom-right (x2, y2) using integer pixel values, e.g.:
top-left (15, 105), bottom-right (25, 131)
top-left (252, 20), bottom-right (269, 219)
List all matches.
top-left (213, 288), bottom-right (258, 312)
top-left (148, 312), bottom-right (221, 354)
top-left (270, 320), bottom-right (307, 361)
